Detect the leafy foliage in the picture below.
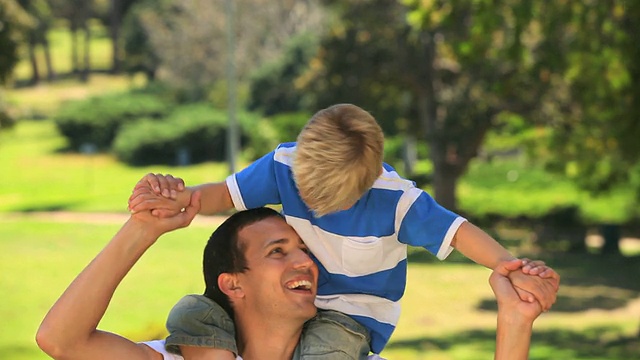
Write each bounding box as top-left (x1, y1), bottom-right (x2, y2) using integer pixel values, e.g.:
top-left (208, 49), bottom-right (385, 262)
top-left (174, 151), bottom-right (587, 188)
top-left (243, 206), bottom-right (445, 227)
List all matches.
top-left (247, 32), bottom-right (320, 116)
top-left (54, 92), bottom-right (171, 151)
top-left (112, 103), bottom-right (277, 166)
top-left (528, 1), bottom-right (640, 200)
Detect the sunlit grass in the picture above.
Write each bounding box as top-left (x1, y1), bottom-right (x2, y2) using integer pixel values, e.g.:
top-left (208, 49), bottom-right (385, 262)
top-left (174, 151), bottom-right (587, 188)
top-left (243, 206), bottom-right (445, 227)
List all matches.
top-left (0, 218), bottom-right (217, 360)
top-left (0, 119), bottom-right (230, 213)
top-left (2, 218), bottom-right (637, 360)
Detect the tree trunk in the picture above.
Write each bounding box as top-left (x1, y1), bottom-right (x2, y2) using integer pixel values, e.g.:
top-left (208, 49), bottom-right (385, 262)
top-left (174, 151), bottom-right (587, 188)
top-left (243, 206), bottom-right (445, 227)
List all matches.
top-left (80, 21), bottom-right (91, 82)
top-left (43, 37), bottom-right (55, 81)
top-left (432, 159), bottom-right (459, 211)
top-left (402, 133), bottom-right (417, 177)
top-left (109, 0), bottom-right (122, 73)
top-left (600, 224), bottom-right (621, 255)
top-left (27, 38), bottom-right (40, 85)
top-left (71, 27), bottom-right (79, 74)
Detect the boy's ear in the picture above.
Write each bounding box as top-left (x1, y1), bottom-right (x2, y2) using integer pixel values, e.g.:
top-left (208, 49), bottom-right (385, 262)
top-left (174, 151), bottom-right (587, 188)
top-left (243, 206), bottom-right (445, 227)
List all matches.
top-left (218, 273), bottom-right (244, 299)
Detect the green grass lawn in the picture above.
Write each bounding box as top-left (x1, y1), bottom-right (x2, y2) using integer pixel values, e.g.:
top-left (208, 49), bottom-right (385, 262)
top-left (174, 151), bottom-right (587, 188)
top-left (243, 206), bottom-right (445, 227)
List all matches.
top-left (2, 217), bottom-right (638, 360)
top-left (0, 118), bottom-right (230, 213)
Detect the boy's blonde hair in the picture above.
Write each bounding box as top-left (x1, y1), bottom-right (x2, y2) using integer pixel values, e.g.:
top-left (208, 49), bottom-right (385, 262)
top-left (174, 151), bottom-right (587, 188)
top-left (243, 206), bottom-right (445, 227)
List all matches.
top-left (293, 104), bottom-right (384, 216)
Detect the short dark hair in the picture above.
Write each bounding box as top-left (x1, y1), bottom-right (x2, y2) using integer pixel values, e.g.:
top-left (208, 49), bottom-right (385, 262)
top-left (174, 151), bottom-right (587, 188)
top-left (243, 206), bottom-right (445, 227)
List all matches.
top-left (203, 207), bottom-right (284, 318)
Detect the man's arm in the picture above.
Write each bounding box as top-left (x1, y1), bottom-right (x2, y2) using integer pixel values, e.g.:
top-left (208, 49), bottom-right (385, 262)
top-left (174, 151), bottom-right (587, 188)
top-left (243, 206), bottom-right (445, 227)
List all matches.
top-left (491, 259), bottom-right (544, 360)
top-left (36, 192), bottom-right (201, 360)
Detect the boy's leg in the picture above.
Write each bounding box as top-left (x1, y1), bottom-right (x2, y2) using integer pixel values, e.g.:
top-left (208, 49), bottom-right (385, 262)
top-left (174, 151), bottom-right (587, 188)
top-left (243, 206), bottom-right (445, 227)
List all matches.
top-left (165, 294), bottom-right (237, 355)
top-left (298, 310), bottom-right (371, 360)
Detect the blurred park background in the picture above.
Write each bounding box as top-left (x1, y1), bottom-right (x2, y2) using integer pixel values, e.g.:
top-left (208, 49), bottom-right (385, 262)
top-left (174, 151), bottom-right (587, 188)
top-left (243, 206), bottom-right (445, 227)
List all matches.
top-left (1, 0), bottom-right (639, 359)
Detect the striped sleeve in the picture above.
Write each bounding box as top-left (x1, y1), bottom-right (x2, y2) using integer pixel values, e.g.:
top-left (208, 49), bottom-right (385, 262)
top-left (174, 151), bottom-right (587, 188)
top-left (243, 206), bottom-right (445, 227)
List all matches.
top-left (396, 189), bottom-right (466, 259)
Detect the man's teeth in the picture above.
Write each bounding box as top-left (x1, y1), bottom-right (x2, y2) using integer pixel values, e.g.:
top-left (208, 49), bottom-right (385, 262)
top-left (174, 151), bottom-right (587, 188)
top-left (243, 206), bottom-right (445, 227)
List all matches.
top-left (287, 280), bottom-right (312, 290)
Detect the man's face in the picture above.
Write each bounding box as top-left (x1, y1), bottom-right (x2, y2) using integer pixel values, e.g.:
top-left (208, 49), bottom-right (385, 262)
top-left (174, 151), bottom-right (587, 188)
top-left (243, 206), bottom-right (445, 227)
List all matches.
top-left (236, 216), bottom-right (318, 322)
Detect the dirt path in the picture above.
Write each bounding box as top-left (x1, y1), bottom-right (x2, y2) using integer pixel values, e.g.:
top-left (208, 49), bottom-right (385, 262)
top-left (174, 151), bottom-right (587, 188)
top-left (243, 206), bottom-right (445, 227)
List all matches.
top-left (4, 211), bottom-right (639, 250)
top-left (2, 211), bottom-right (229, 227)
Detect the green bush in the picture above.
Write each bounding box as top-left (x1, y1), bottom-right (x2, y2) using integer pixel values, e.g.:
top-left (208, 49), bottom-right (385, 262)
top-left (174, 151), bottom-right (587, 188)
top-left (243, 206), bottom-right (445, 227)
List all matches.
top-left (266, 112), bottom-right (311, 143)
top-left (113, 104), bottom-right (277, 166)
top-left (55, 92), bottom-right (170, 151)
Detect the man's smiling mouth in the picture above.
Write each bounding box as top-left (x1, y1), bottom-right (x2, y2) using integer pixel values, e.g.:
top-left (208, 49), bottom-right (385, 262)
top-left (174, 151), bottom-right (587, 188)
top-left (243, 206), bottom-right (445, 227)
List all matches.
top-left (286, 280), bottom-right (312, 291)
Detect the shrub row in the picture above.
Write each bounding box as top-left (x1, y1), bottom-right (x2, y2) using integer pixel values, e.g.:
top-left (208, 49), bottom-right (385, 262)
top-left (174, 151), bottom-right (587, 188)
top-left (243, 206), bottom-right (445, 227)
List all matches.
top-left (53, 92), bottom-right (290, 166)
top-left (55, 92), bottom-right (171, 151)
top-left (113, 103), bottom-right (278, 166)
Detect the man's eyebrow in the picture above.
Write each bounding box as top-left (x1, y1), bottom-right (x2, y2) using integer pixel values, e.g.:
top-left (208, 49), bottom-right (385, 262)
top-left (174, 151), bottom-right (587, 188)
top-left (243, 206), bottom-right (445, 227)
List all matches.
top-left (263, 238), bottom-right (289, 249)
top-left (263, 237), bottom-right (306, 249)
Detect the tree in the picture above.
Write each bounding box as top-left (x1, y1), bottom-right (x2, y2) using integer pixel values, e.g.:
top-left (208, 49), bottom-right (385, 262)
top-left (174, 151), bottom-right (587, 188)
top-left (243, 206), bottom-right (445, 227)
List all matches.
top-left (0, 0), bottom-right (33, 83)
top-left (301, 0), bottom-right (546, 211)
top-left (17, 0), bottom-right (55, 83)
top-left (247, 32), bottom-right (320, 116)
top-left (0, 0), bottom-right (33, 134)
top-left (92, 0), bottom-right (139, 73)
top-left (49, 0), bottom-right (93, 79)
top-left (528, 1), bottom-right (640, 254)
top-left (127, 0), bottom-right (326, 101)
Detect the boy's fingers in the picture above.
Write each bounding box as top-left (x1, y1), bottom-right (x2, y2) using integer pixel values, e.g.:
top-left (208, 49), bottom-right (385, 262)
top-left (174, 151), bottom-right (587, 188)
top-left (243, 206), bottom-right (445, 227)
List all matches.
top-left (154, 173), bottom-right (172, 198)
top-left (141, 173), bottom-right (161, 193)
top-left (500, 259), bottom-right (524, 273)
top-left (522, 259), bottom-right (545, 274)
top-left (165, 174), bottom-right (185, 191)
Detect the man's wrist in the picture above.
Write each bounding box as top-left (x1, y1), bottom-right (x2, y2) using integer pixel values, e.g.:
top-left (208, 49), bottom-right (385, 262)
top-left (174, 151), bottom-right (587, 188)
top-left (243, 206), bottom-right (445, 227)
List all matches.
top-left (497, 310), bottom-right (534, 331)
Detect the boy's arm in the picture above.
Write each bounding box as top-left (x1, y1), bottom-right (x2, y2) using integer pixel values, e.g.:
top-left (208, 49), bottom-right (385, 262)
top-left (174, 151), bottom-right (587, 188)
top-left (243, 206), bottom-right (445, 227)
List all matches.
top-left (451, 221), bottom-right (516, 269)
top-left (36, 192), bottom-right (200, 360)
top-left (188, 181), bottom-right (234, 215)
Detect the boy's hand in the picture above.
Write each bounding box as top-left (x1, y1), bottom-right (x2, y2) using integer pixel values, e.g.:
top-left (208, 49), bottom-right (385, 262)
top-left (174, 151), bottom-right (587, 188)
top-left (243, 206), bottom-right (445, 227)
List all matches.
top-left (508, 260), bottom-right (559, 311)
top-left (521, 258), bottom-right (561, 280)
top-left (134, 173), bottom-right (185, 199)
top-left (130, 191), bottom-right (201, 238)
top-left (129, 174), bottom-right (188, 216)
top-left (129, 182), bottom-right (183, 218)
top-left (491, 259), bottom-right (544, 322)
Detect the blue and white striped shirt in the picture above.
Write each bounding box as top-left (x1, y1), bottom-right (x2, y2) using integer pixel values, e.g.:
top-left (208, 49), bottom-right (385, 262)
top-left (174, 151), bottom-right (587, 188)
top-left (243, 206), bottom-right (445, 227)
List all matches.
top-left (226, 143), bottom-right (466, 353)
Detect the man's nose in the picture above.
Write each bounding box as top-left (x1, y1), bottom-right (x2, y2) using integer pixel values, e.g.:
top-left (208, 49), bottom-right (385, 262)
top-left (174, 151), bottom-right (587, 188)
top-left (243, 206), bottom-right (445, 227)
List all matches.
top-left (292, 249), bottom-right (314, 269)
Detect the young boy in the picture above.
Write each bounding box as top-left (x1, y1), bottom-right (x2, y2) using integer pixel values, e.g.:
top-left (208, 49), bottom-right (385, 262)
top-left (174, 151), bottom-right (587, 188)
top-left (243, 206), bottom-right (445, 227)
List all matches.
top-left (129, 104), bottom-right (559, 359)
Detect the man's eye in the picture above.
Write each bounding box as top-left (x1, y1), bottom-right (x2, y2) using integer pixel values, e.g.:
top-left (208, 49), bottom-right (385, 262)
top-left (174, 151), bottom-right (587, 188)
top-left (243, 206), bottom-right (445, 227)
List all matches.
top-left (301, 247), bottom-right (311, 255)
top-left (269, 248), bottom-right (284, 255)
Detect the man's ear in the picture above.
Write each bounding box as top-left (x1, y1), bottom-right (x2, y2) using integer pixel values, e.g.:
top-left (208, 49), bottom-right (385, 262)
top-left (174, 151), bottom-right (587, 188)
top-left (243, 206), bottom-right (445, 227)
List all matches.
top-left (218, 273), bottom-right (244, 299)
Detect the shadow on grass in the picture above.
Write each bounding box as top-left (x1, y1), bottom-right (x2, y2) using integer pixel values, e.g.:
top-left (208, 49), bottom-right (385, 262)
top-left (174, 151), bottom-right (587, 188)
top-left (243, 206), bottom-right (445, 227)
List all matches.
top-left (385, 326), bottom-right (639, 359)
top-left (476, 252), bottom-right (640, 313)
top-left (408, 233), bottom-right (640, 314)
top-left (16, 203), bottom-right (79, 212)
top-left (0, 344), bottom-right (44, 360)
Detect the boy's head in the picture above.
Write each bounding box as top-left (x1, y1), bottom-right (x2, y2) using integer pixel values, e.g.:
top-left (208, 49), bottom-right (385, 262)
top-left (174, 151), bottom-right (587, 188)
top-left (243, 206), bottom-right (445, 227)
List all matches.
top-left (293, 104), bottom-right (384, 217)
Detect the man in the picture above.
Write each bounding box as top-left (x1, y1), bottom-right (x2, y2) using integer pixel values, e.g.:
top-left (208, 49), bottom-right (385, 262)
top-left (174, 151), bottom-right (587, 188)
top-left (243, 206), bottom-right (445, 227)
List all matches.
top-left (37, 192), bottom-right (544, 360)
